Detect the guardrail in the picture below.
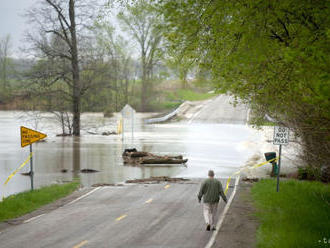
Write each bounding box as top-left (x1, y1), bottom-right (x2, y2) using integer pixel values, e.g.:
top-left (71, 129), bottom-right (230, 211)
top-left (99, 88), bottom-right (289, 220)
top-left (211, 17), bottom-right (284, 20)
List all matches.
top-left (144, 104), bottom-right (182, 124)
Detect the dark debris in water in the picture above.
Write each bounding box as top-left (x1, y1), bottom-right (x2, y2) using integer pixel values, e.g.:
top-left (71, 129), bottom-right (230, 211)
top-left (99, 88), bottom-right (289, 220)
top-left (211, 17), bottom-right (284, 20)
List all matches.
top-left (122, 148), bottom-right (188, 165)
top-left (242, 177), bottom-right (259, 183)
top-left (92, 183), bottom-right (124, 187)
top-left (126, 176), bottom-right (190, 184)
top-left (20, 172), bottom-right (32, 176)
top-left (80, 169), bottom-right (99, 173)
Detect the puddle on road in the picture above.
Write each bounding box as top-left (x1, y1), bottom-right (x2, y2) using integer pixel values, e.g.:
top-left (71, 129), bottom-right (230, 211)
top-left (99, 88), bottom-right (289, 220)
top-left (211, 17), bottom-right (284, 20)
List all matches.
top-left (0, 111), bottom-right (263, 198)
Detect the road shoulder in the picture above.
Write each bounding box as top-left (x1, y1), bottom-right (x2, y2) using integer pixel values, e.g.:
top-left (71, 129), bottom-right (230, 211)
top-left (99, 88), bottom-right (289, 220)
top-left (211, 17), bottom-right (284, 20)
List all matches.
top-left (0, 187), bottom-right (93, 231)
top-left (213, 181), bottom-right (259, 248)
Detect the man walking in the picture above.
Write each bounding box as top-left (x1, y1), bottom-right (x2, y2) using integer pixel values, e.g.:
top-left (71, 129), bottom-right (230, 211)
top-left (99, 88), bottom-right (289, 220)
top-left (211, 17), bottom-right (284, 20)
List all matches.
top-left (198, 170), bottom-right (227, 231)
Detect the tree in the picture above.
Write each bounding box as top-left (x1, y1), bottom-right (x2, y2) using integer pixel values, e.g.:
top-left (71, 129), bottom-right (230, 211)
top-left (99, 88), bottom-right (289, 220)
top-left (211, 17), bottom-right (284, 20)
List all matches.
top-left (0, 35), bottom-right (13, 91)
top-left (26, 0), bottom-right (97, 136)
top-left (85, 21), bottom-right (135, 113)
top-left (160, 0), bottom-right (330, 180)
top-left (118, 0), bottom-right (163, 111)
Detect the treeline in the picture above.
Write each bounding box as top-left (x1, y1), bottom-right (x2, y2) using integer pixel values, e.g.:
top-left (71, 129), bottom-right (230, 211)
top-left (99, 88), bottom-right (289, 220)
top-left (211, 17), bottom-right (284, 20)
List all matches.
top-left (0, 0), bottom-right (207, 135)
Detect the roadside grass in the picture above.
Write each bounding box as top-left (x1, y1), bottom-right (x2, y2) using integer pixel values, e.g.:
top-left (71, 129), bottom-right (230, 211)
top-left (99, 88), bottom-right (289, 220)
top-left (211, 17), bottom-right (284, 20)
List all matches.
top-left (158, 101), bottom-right (181, 110)
top-left (156, 89), bottom-right (216, 111)
top-left (167, 89), bottom-right (216, 102)
top-left (0, 181), bottom-right (80, 222)
top-left (251, 179), bottom-right (330, 248)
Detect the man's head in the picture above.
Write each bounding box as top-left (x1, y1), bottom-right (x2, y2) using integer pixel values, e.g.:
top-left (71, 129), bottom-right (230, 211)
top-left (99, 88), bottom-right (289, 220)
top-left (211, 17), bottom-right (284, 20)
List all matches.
top-left (208, 170), bottom-right (215, 178)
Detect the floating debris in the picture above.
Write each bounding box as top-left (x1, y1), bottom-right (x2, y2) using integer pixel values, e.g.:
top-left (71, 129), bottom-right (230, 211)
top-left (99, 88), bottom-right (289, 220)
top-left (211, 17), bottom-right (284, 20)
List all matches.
top-left (242, 177), bottom-right (259, 183)
top-left (80, 169), bottom-right (99, 173)
top-left (21, 172), bottom-right (32, 176)
top-left (126, 176), bottom-right (190, 184)
top-left (56, 133), bottom-right (72, 137)
top-left (102, 131), bottom-right (117, 136)
top-left (92, 183), bottom-right (124, 187)
top-left (122, 148), bottom-right (188, 165)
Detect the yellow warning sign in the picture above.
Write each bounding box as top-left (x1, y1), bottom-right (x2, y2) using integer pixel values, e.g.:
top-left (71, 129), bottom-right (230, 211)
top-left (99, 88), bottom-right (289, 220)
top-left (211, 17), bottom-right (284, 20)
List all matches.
top-left (21, 126), bottom-right (47, 147)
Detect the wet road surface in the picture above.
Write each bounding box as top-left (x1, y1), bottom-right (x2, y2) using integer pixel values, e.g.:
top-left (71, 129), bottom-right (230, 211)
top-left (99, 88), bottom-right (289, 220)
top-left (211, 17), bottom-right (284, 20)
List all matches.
top-left (0, 178), bottom-right (235, 248)
top-left (189, 95), bottom-right (249, 124)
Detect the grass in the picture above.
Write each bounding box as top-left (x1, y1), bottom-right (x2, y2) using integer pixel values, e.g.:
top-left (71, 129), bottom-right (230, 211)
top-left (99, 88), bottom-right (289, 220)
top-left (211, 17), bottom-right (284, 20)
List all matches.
top-left (166, 89), bottom-right (216, 102)
top-left (155, 88), bottom-right (216, 111)
top-left (158, 101), bottom-right (182, 110)
top-left (0, 181), bottom-right (80, 222)
top-left (251, 179), bottom-right (330, 248)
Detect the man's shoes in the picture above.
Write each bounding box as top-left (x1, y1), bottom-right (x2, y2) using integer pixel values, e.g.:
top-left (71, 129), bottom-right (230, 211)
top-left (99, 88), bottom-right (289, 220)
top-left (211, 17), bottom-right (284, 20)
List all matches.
top-left (212, 226), bottom-right (216, 231)
top-left (206, 224), bottom-right (210, 231)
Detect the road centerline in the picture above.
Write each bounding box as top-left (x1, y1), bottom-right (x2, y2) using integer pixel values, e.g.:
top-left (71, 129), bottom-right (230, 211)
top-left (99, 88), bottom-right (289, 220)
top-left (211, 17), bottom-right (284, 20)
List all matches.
top-left (164, 184), bottom-right (171, 189)
top-left (115, 214), bottom-right (127, 222)
top-left (73, 240), bottom-right (88, 248)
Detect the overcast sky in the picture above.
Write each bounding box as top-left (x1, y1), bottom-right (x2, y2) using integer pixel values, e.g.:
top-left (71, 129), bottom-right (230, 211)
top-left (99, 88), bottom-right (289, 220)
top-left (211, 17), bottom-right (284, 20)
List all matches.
top-left (0, 0), bottom-right (129, 58)
top-left (0, 0), bottom-right (38, 57)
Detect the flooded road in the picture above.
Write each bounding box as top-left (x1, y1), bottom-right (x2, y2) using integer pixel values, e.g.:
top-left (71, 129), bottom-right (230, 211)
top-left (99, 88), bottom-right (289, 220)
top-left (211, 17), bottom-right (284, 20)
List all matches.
top-left (0, 111), bottom-right (262, 198)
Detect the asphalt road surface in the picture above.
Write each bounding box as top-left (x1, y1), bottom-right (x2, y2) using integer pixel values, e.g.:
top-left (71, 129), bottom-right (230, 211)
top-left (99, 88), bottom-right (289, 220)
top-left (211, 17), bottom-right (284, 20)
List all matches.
top-left (190, 95), bottom-right (249, 124)
top-left (0, 179), bottom-right (234, 248)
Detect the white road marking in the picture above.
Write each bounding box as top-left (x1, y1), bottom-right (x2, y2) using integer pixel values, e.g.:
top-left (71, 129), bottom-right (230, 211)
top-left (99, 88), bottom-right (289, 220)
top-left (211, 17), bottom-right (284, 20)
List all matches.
top-left (246, 108), bottom-right (251, 125)
top-left (66, 187), bottom-right (101, 206)
top-left (188, 98), bottom-right (214, 124)
top-left (204, 175), bottom-right (240, 248)
top-left (22, 187), bottom-right (101, 224)
top-left (23, 214), bottom-right (46, 223)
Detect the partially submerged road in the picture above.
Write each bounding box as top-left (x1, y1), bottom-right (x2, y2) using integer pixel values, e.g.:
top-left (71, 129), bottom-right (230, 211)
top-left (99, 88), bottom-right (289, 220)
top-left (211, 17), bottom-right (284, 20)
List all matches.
top-left (0, 179), bottom-right (235, 248)
top-left (189, 95), bottom-right (249, 124)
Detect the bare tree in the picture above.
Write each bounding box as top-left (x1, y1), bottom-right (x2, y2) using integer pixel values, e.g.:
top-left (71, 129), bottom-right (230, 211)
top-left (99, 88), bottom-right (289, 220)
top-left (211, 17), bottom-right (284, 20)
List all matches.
top-left (52, 111), bottom-right (73, 135)
top-left (25, 0), bottom-right (99, 136)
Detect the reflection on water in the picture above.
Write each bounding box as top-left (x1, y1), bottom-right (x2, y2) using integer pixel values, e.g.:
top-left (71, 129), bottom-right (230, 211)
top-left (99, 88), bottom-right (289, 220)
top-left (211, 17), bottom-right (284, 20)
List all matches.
top-left (0, 111), bottom-right (262, 198)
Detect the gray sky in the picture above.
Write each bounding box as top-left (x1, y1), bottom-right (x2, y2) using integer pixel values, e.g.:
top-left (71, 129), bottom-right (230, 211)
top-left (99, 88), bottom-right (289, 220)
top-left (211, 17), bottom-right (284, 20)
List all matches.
top-left (0, 0), bottom-right (38, 57)
top-left (0, 0), bottom-right (131, 58)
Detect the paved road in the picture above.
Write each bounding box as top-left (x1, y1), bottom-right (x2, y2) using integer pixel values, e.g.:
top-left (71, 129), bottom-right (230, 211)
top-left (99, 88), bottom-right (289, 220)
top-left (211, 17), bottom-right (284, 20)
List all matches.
top-left (0, 179), bottom-right (234, 248)
top-left (190, 95), bottom-right (249, 124)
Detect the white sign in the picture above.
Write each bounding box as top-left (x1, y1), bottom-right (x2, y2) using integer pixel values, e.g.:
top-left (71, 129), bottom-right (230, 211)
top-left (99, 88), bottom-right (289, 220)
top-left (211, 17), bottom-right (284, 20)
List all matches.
top-left (121, 104), bottom-right (135, 117)
top-left (273, 126), bottom-right (289, 145)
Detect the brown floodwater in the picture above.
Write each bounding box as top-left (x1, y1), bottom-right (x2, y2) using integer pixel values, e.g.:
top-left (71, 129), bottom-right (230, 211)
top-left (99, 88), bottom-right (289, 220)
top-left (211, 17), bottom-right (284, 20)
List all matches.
top-left (0, 111), bottom-right (262, 198)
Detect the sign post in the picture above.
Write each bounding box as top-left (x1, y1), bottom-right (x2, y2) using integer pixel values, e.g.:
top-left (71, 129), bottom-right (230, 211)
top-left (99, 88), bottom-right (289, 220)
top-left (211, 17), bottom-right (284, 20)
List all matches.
top-left (273, 126), bottom-right (289, 192)
top-left (29, 144), bottom-right (34, 190)
top-left (20, 126), bottom-right (47, 191)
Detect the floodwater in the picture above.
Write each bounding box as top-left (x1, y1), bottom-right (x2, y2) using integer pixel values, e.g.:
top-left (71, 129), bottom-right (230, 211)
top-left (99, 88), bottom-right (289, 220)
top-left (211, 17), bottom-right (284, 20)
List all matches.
top-left (0, 111), bottom-right (263, 198)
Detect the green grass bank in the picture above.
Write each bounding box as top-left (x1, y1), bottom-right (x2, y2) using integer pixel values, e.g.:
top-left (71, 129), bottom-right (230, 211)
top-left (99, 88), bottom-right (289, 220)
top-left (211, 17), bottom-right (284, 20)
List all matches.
top-left (157, 88), bottom-right (216, 110)
top-left (251, 179), bottom-right (330, 248)
top-left (0, 181), bottom-right (80, 222)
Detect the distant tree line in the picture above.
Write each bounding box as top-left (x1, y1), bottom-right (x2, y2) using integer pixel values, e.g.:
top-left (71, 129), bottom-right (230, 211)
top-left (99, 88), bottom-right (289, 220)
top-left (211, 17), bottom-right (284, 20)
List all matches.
top-left (0, 0), bottom-right (188, 136)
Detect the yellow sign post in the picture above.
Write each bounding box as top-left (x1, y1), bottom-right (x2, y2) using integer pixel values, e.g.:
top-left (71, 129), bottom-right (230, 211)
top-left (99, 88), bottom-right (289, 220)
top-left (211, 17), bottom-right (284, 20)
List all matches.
top-left (20, 126), bottom-right (47, 190)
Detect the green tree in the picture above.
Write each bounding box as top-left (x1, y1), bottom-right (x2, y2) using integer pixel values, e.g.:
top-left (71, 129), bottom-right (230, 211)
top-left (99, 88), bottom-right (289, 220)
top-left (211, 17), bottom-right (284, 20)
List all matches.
top-left (160, 0), bottom-right (330, 180)
top-left (118, 0), bottom-right (163, 111)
